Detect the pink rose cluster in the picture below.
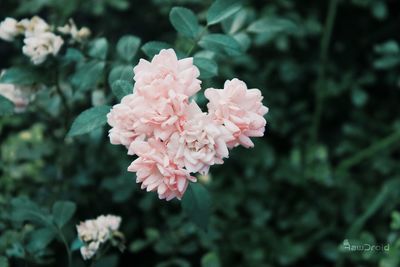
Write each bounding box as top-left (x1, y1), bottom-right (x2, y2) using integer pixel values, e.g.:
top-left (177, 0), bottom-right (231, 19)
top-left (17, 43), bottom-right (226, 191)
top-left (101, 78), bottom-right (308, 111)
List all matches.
top-left (107, 49), bottom-right (268, 200)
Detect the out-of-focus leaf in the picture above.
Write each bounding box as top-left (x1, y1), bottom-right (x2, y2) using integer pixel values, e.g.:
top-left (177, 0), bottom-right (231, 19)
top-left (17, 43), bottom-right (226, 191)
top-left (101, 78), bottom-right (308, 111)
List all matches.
top-left (52, 201), bottom-right (76, 228)
top-left (247, 17), bottom-right (297, 34)
top-left (193, 57), bottom-right (218, 79)
top-left (222, 8), bottom-right (249, 34)
top-left (351, 88), bottom-right (368, 107)
top-left (71, 61), bottom-right (105, 91)
top-left (182, 183), bottom-right (211, 231)
top-left (202, 252), bottom-right (221, 267)
top-left (0, 96), bottom-right (14, 116)
top-left (233, 32), bottom-right (251, 51)
top-left (199, 34), bottom-right (243, 56)
top-left (88, 38), bottom-right (109, 60)
top-left (116, 35), bottom-right (141, 62)
top-left (0, 256), bottom-right (9, 267)
top-left (111, 80), bottom-right (133, 100)
top-left (0, 67), bottom-right (43, 85)
top-left (169, 7), bottom-right (200, 39)
top-left (108, 65), bottom-right (133, 87)
top-left (106, 0), bottom-right (130, 10)
top-left (71, 238), bottom-right (84, 251)
top-left (95, 254), bottom-right (118, 267)
top-left (141, 41), bottom-right (171, 58)
top-left (10, 197), bottom-right (51, 226)
top-left (62, 48), bottom-right (85, 65)
top-left (371, 1), bottom-right (387, 20)
top-left (26, 228), bottom-right (56, 253)
top-left (67, 105), bottom-right (111, 137)
top-left (374, 40), bottom-right (399, 54)
top-left (207, 0), bottom-right (243, 25)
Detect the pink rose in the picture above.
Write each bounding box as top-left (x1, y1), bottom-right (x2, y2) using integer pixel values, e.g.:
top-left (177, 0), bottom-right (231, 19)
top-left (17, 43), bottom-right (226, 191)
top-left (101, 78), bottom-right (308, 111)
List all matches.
top-left (205, 79), bottom-right (269, 148)
top-left (128, 138), bottom-right (196, 200)
top-left (167, 102), bottom-right (231, 174)
top-left (134, 49), bottom-right (201, 99)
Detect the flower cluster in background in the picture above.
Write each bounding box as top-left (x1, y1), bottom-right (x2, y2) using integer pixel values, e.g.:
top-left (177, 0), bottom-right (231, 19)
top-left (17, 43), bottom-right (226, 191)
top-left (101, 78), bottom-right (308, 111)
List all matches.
top-left (0, 16), bottom-right (90, 65)
top-left (76, 215), bottom-right (123, 260)
top-left (107, 49), bottom-right (268, 201)
top-left (0, 71), bottom-right (34, 112)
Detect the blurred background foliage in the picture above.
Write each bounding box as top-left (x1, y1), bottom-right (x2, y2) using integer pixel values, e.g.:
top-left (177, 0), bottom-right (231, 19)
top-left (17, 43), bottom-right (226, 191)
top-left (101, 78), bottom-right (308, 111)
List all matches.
top-left (1, 0), bottom-right (400, 266)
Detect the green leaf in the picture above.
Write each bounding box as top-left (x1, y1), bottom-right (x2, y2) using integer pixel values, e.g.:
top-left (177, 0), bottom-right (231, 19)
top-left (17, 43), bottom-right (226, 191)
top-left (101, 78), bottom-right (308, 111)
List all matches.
top-left (0, 67), bottom-right (42, 85)
top-left (0, 96), bottom-right (14, 116)
top-left (52, 201), bottom-right (76, 228)
top-left (107, 0), bottom-right (130, 10)
top-left (169, 7), bottom-right (200, 39)
top-left (26, 228), bottom-right (56, 254)
top-left (95, 254), bottom-right (119, 267)
top-left (71, 61), bottom-right (105, 91)
top-left (233, 32), bottom-right (251, 51)
top-left (199, 34), bottom-right (243, 56)
top-left (374, 40), bottom-right (399, 54)
top-left (373, 57), bottom-right (400, 70)
top-left (71, 238), bottom-right (84, 251)
top-left (201, 252), bottom-right (221, 267)
top-left (129, 239), bottom-right (151, 252)
top-left (141, 41), bottom-right (171, 58)
top-left (108, 65), bottom-right (133, 87)
top-left (181, 182), bottom-right (211, 231)
top-left (111, 80), bottom-right (132, 100)
top-left (10, 197), bottom-right (51, 226)
top-left (67, 105), bottom-right (111, 137)
top-left (247, 17), bottom-right (297, 34)
top-left (62, 48), bottom-right (84, 65)
top-left (117, 35), bottom-right (141, 62)
top-left (222, 8), bottom-right (249, 34)
top-left (88, 38), bottom-right (109, 60)
top-left (193, 57), bottom-right (218, 79)
top-left (207, 0), bottom-right (243, 25)
top-left (351, 88), bottom-right (368, 107)
top-left (0, 256), bottom-right (9, 267)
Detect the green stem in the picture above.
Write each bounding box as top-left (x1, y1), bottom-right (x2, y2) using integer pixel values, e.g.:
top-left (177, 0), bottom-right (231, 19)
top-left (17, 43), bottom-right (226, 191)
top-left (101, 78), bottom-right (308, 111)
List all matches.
top-left (54, 65), bottom-right (70, 130)
top-left (310, 0), bottom-right (339, 144)
top-left (336, 130), bottom-right (400, 172)
top-left (59, 230), bottom-right (72, 267)
top-left (186, 26), bottom-right (208, 56)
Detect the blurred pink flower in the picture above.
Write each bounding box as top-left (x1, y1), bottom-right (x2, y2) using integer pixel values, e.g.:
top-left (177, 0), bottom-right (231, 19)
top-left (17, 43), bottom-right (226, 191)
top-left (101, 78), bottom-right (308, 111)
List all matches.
top-left (205, 78), bottom-right (269, 148)
top-left (167, 102), bottom-right (231, 174)
top-left (0, 72), bottom-right (34, 113)
top-left (133, 49), bottom-right (201, 99)
top-left (128, 138), bottom-right (196, 200)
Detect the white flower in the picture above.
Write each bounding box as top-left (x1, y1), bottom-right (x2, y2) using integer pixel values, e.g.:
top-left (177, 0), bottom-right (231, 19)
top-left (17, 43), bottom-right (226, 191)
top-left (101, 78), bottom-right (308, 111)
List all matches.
top-left (77, 214), bottom-right (122, 260)
top-left (58, 19), bottom-right (91, 43)
top-left (0, 84), bottom-right (33, 112)
top-left (167, 102), bottom-right (232, 174)
top-left (0, 71), bottom-right (34, 113)
top-left (22, 32), bottom-right (64, 64)
top-left (80, 241), bottom-right (100, 260)
top-left (96, 215), bottom-right (122, 232)
top-left (19, 16), bottom-right (50, 37)
top-left (0, 18), bottom-right (22, 41)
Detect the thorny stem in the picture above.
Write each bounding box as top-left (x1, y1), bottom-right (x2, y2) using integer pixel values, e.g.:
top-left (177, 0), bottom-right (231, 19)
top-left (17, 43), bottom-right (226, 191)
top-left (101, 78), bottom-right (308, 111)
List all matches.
top-left (310, 0), bottom-right (339, 144)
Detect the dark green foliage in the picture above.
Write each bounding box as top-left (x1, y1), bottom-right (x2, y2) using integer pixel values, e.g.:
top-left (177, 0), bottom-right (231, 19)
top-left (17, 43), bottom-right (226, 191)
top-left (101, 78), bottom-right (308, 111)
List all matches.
top-left (1, 0), bottom-right (400, 266)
